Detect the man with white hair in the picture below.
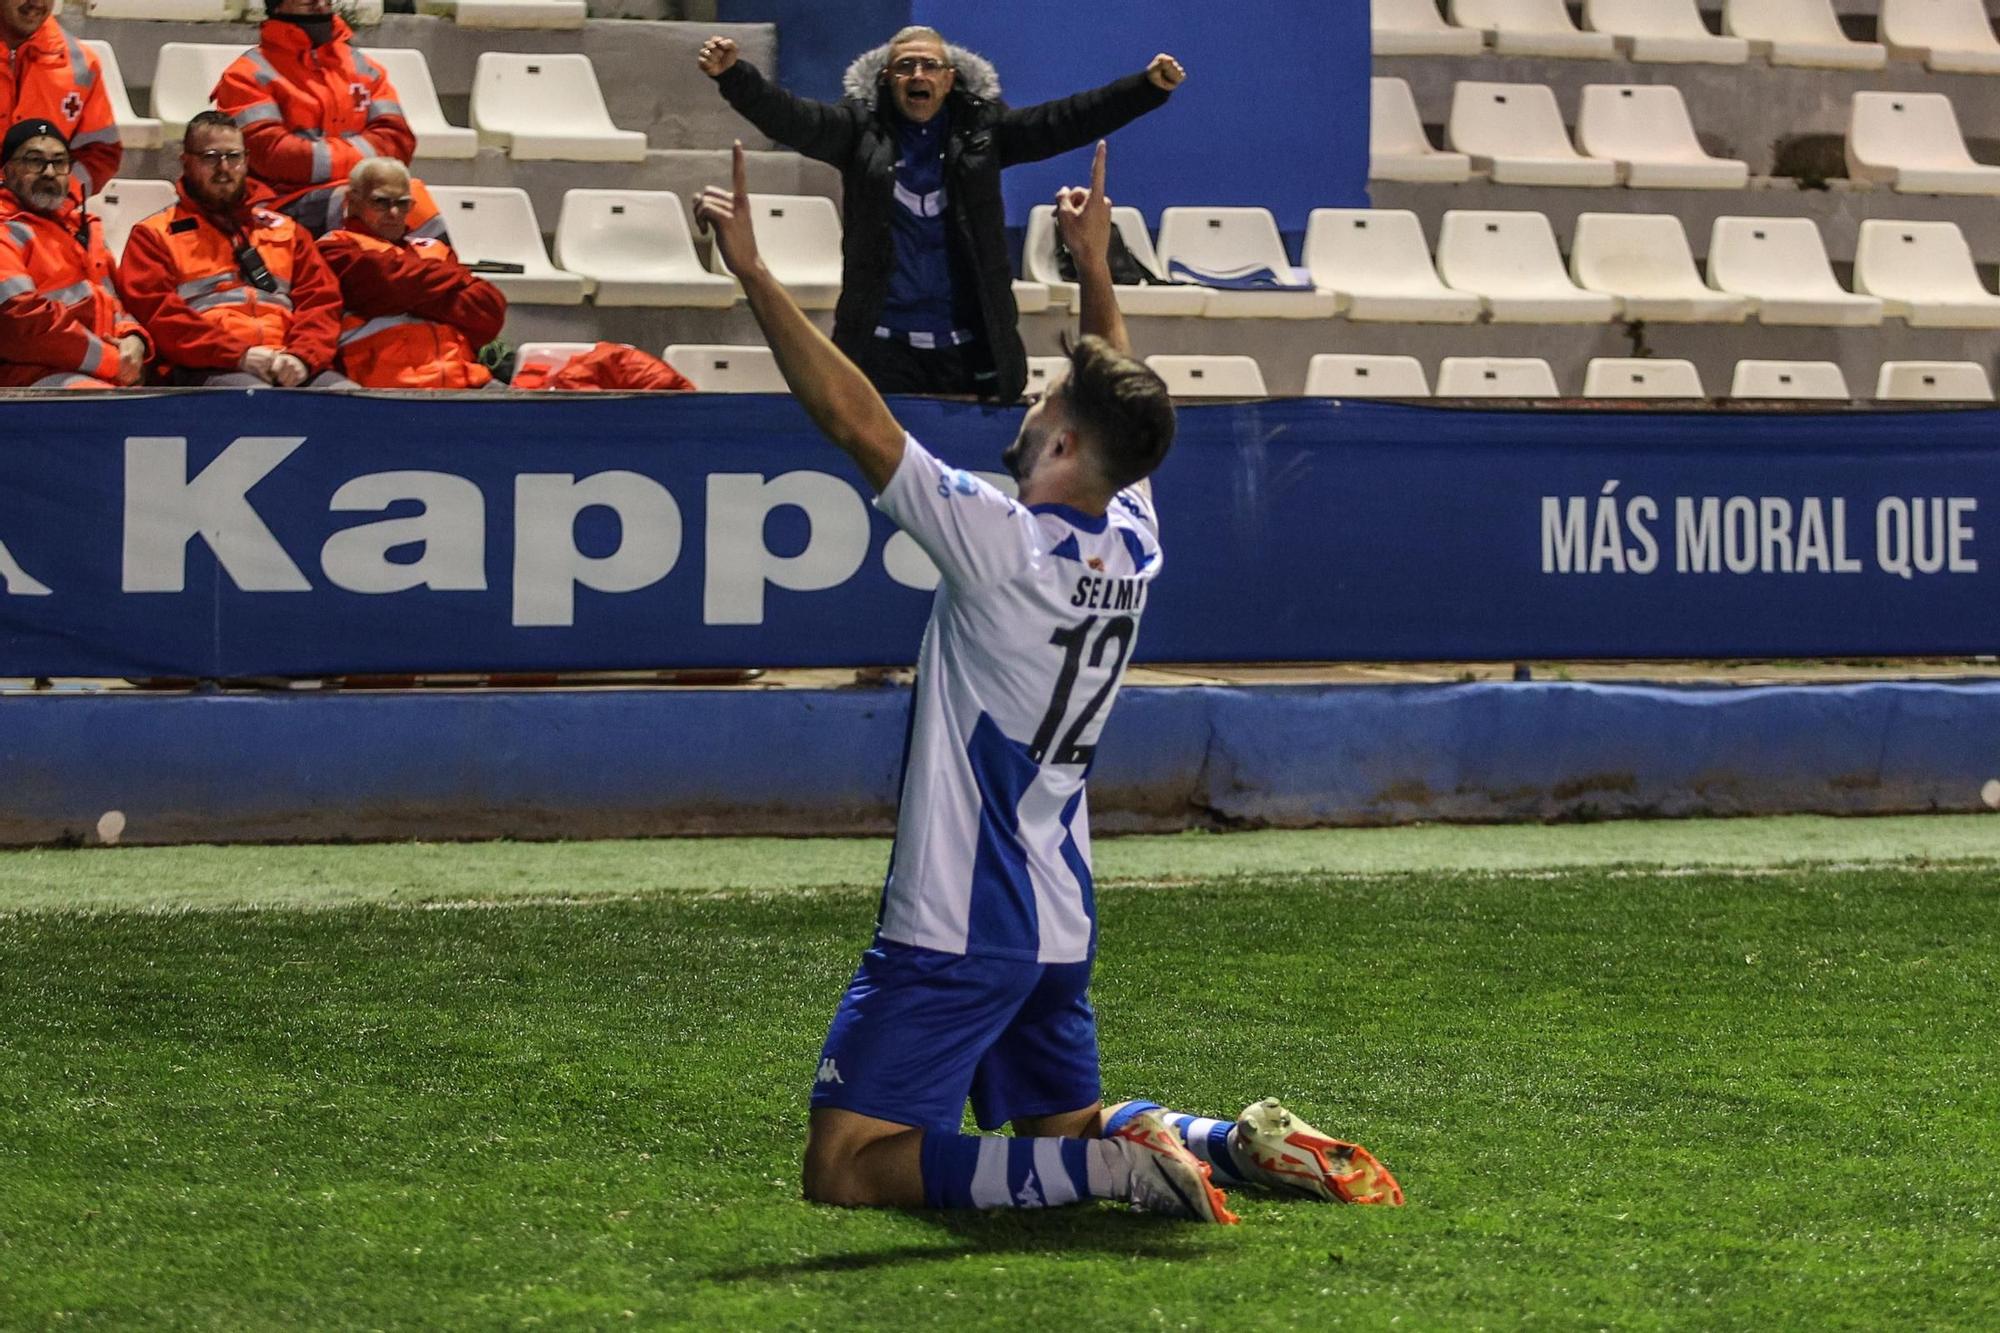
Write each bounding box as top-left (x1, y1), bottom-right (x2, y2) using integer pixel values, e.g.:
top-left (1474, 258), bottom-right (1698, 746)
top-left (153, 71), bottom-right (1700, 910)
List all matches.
top-left (700, 26), bottom-right (1185, 402)
top-left (317, 157), bottom-right (504, 390)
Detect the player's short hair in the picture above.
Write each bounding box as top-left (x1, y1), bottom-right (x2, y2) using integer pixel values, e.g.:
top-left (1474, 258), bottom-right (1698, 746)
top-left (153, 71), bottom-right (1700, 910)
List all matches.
top-left (1057, 334), bottom-right (1176, 492)
top-left (182, 110), bottom-right (240, 152)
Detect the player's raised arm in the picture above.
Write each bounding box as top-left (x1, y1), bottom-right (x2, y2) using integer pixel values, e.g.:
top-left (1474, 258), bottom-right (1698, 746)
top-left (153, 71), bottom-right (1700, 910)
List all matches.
top-left (1054, 142), bottom-right (1132, 359)
top-left (695, 143), bottom-right (905, 492)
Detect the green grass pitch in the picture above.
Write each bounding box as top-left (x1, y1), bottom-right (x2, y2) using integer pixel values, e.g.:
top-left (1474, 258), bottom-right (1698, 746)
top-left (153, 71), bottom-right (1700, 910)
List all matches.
top-left (1, 816), bottom-right (1997, 1329)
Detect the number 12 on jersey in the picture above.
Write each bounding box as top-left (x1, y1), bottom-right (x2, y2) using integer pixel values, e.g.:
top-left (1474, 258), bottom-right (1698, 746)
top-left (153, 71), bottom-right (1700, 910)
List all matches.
top-left (1028, 615), bottom-right (1136, 766)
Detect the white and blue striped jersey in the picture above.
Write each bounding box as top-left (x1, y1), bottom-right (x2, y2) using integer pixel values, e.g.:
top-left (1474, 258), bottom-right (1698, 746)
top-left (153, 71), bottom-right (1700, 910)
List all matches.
top-left (873, 433), bottom-right (1164, 964)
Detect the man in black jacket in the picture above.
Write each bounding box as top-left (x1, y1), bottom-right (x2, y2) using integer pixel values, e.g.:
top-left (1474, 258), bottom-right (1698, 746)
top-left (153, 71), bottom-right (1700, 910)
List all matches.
top-left (698, 26), bottom-right (1185, 402)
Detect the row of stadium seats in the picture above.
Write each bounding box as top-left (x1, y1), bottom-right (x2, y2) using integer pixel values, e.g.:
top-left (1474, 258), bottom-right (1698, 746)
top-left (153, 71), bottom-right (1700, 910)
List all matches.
top-left (81, 0), bottom-right (584, 29)
top-left (532, 342), bottom-right (1994, 402)
top-left (1015, 203), bottom-right (2000, 328)
top-left (1374, 78), bottom-right (2000, 195)
top-left (106, 44), bottom-right (641, 163)
top-left (1376, 0), bottom-right (2000, 74)
top-left (1122, 354), bottom-right (1997, 403)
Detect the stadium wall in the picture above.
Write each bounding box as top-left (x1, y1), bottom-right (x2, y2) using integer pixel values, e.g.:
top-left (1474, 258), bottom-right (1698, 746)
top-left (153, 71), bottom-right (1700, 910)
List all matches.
top-left (2, 680), bottom-right (1995, 846)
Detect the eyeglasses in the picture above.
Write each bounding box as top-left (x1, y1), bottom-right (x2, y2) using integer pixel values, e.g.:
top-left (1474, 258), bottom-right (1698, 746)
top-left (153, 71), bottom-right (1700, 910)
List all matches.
top-left (189, 149), bottom-right (247, 168)
top-left (14, 154), bottom-right (70, 175)
top-left (888, 56), bottom-right (949, 78)
top-left (362, 194), bottom-right (415, 212)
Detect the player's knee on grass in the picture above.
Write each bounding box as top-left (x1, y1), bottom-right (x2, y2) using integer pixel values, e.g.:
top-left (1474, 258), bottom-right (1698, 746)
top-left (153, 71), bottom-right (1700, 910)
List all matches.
top-left (802, 1116), bottom-right (921, 1207)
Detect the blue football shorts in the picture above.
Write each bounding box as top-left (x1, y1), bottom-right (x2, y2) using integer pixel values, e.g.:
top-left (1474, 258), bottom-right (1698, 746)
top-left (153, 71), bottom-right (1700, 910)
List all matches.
top-left (809, 938), bottom-right (1101, 1133)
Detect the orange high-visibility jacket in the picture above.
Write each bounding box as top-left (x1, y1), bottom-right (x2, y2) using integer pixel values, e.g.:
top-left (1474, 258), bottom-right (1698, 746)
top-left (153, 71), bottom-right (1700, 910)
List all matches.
top-left (212, 18), bottom-right (419, 234)
top-left (117, 182), bottom-right (342, 375)
top-left (0, 191), bottom-right (147, 388)
top-left (1, 17), bottom-right (122, 195)
top-left (317, 225), bottom-right (504, 389)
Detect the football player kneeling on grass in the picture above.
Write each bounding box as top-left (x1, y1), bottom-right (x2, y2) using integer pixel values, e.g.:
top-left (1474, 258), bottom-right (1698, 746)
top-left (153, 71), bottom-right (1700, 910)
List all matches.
top-left (696, 139), bottom-right (1401, 1221)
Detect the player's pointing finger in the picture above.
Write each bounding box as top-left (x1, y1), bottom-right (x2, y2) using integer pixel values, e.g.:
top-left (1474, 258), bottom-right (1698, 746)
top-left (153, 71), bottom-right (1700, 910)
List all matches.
top-left (1090, 140), bottom-right (1107, 201)
top-left (732, 139), bottom-right (749, 202)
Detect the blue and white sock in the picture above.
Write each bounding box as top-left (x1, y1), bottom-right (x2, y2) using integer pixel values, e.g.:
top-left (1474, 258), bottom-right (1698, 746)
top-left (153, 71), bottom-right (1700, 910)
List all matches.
top-left (1102, 1099), bottom-right (1250, 1186)
top-left (919, 1131), bottom-right (1128, 1210)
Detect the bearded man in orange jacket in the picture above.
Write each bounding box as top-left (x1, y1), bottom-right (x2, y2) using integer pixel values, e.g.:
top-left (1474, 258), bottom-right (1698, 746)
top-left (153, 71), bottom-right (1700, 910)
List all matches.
top-left (0, 119), bottom-right (146, 388)
top-left (118, 113), bottom-right (350, 388)
top-left (211, 0), bottom-right (441, 240)
top-left (319, 157), bottom-right (505, 389)
top-left (0, 0), bottom-right (120, 197)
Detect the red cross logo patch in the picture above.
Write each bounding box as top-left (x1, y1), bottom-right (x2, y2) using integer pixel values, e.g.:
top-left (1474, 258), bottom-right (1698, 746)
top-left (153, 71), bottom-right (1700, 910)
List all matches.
top-left (350, 82), bottom-right (370, 111)
top-left (61, 91), bottom-right (82, 122)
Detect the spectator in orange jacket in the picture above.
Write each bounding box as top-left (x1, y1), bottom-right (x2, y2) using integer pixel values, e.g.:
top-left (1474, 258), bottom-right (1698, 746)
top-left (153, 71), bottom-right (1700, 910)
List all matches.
top-left (0, 119), bottom-right (146, 388)
top-left (0, 0), bottom-right (121, 197)
top-left (211, 0), bottom-right (439, 239)
top-left (118, 113), bottom-right (350, 388)
top-left (318, 157), bottom-right (505, 390)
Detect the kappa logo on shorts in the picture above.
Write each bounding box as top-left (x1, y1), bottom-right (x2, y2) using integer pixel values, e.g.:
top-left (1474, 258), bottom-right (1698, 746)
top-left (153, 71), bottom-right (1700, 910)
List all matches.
top-left (814, 1058), bottom-right (845, 1085)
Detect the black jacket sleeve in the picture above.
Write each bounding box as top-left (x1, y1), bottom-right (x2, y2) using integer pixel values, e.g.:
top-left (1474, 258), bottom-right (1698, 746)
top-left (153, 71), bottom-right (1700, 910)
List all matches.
top-left (714, 62), bottom-right (864, 166)
top-left (993, 71), bottom-right (1172, 168)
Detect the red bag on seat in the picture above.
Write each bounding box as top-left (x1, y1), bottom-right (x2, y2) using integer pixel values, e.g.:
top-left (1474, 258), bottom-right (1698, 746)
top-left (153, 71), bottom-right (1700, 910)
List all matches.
top-left (515, 342), bottom-right (696, 392)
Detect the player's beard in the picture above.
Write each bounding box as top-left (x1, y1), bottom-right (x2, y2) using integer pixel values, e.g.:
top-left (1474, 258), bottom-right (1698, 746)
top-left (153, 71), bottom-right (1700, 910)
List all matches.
top-left (1002, 423), bottom-right (1051, 483)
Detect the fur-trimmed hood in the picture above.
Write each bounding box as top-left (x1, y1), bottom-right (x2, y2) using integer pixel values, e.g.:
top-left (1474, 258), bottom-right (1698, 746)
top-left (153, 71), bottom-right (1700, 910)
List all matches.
top-left (841, 38), bottom-right (1001, 110)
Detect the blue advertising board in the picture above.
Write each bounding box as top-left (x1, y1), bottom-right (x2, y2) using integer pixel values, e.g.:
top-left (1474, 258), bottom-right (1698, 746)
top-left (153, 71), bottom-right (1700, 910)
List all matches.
top-left (0, 392), bottom-right (1991, 678)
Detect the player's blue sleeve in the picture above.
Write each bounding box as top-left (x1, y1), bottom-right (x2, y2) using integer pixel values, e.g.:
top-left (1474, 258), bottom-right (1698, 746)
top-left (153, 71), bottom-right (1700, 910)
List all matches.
top-left (876, 433), bottom-right (1036, 587)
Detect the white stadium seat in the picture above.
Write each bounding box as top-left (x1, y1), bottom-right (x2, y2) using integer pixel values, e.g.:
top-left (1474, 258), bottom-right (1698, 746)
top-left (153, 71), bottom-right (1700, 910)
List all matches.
top-left (1723, 0), bottom-right (1887, 68)
top-left (1847, 93), bottom-right (2000, 196)
top-left (1447, 82), bottom-right (1619, 188)
top-left (1011, 280), bottom-right (1051, 314)
top-left (1879, 0), bottom-right (2000, 74)
top-left (1582, 0), bottom-right (1751, 64)
top-left (89, 0), bottom-right (240, 17)
top-left (1022, 205), bottom-right (1207, 316)
top-left (662, 344), bottom-right (787, 393)
top-left (471, 53), bottom-right (647, 162)
top-left (1569, 213), bottom-right (1751, 322)
top-left (702, 194), bottom-right (842, 309)
top-left (1373, 0), bottom-right (1485, 55)
top-left (426, 186), bottom-right (589, 304)
top-left (86, 178), bottom-right (176, 264)
top-left (80, 40), bottom-right (162, 151)
top-left (1576, 85), bottom-right (1749, 190)
top-left (1449, 0), bottom-right (1618, 57)
top-left (1144, 355), bottom-right (1269, 399)
top-left (366, 49), bottom-right (478, 161)
top-left (1303, 209), bottom-right (1481, 323)
top-left (1435, 356), bottom-right (1560, 397)
top-left (1303, 354), bottom-right (1432, 398)
top-left (150, 43), bottom-right (248, 136)
top-left (1729, 359), bottom-right (1851, 399)
top-left (511, 341), bottom-right (595, 386)
top-left (1706, 217), bottom-right (1884, 325)
top-left (1369, 78), bottom-right (1473, 184)
top-left (1874, 360), bottom-right (1996, 401)
top-left (555, 190), bottom-right (739, 309)
top-left (1582, 357), bottom-right (1707, 398)
top-left (1852, 219), bottom-right (2000, 327)
top-left (1436, 210), bottom-right (1621, 323)
top-left (1154, 208), bottom-right (1340, 319)
top-left (455, 0), bottom-right (588, 28)
top-left (1025, 356), bottom-right (1071, 393)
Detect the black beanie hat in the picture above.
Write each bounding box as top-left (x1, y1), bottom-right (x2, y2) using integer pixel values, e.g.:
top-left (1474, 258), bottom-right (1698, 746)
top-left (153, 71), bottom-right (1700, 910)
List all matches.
top-left (3, 118), bottom-right (66, 164)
